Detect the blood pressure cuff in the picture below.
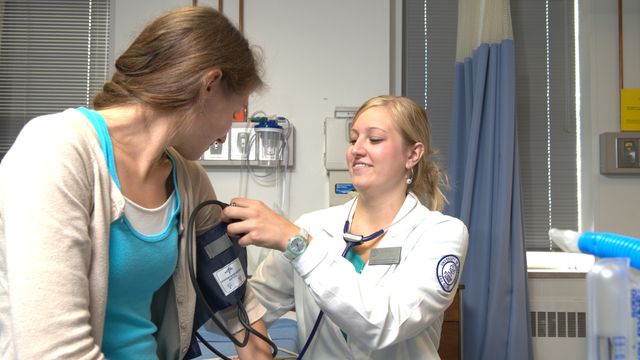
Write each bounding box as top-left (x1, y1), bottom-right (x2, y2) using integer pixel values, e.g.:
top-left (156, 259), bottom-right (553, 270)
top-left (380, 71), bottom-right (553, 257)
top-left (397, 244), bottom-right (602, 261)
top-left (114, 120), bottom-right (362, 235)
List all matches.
top-left (187, 218), bottom-right (248, 359)
top-left (196, 220), bottom-right (248, 311)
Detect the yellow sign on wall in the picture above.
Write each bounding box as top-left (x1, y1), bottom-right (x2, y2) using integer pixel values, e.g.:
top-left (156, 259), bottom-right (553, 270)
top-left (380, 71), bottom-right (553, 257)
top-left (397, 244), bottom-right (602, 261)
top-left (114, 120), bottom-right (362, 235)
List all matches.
top-left (621, 89), bottom-right (640, 131)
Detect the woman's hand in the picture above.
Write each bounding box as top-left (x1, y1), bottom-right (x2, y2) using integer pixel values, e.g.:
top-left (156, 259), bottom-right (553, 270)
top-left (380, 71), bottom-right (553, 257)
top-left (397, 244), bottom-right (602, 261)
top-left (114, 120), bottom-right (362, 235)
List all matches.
top-left (222, 198), bottom-right (300, 252)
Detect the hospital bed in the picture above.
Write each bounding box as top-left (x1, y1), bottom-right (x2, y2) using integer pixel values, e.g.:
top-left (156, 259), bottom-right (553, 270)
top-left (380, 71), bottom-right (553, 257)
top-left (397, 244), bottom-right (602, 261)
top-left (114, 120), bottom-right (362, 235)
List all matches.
top-left (191, 317), bottom-right (300, 360)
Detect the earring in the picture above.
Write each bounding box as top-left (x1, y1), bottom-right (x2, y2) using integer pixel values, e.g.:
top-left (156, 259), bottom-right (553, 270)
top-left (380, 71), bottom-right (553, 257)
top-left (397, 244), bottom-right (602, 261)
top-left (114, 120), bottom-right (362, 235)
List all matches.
top-left (406, 167), bottom-right (414, 185)
top-left (199, 108), bottom-right (203, 116)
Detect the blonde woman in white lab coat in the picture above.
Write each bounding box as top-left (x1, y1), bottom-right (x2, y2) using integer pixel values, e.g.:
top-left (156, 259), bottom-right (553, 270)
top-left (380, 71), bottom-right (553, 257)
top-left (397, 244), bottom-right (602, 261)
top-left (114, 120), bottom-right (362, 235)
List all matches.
top-left (223, 95), bottom-right (469, 359)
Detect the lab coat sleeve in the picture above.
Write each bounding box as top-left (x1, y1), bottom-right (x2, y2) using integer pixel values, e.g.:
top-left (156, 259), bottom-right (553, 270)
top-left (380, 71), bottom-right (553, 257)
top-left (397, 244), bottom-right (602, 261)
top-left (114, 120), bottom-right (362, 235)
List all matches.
top-left (292, 212), bottom-right (469, 350)
top-left (1, 117), bottom-right (107, 359)
top-left (248, 249), bottom-right (297, 329)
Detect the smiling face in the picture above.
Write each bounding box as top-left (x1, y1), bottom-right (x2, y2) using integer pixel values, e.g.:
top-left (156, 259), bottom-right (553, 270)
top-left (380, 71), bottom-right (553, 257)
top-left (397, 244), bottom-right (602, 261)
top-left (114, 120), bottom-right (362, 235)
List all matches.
top-left (347, 106), bottom-right (413, 196)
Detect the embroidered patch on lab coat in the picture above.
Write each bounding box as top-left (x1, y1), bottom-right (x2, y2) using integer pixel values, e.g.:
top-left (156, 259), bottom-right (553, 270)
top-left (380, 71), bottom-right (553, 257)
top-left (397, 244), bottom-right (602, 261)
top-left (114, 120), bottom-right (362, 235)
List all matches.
top-left (436, 255), bottom-right (460, 292)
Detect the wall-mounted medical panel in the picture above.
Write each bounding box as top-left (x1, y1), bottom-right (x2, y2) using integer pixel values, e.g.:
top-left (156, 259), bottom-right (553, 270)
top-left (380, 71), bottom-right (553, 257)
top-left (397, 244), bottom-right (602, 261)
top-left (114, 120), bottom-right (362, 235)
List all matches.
top-left (197, 121), bottom-right (294, 167)
top-left (324, 117), bottom-right (352, 171)
top-left (600, 132), bottom-right (640, 174)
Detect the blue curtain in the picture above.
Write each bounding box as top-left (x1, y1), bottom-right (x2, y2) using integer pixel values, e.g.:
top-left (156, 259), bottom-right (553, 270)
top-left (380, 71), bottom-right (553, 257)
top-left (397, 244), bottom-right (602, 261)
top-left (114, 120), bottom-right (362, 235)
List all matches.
top-left (445, 8), bottom-right (534, 360)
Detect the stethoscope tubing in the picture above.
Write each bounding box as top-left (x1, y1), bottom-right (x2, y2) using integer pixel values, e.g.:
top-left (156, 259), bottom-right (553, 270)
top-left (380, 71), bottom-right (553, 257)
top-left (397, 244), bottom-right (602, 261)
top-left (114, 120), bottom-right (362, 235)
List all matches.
top-left (296, 241), bottom-right (356, 359)
top-left (296, 193), bottom-right (419, 359)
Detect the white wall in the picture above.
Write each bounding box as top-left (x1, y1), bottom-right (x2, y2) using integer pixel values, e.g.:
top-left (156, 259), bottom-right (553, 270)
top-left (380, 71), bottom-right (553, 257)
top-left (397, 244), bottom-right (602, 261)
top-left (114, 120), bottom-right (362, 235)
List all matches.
top-left (581, 0), bottom-right (640, 238)
top-left (112, 0), bottom-right (640, 247)
top-left (112, 0), bottom-right (391, 225)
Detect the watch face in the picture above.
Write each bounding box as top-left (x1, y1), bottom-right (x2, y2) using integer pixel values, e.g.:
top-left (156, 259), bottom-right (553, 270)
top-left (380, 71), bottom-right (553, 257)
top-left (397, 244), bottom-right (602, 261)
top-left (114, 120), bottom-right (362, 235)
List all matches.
top-left (290, 237), bottom-right (305, 253)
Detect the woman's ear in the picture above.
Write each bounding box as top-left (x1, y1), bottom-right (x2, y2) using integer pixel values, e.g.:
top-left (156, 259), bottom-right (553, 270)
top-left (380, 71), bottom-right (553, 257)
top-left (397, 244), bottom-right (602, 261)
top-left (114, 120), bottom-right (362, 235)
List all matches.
top-left (203, 69), bottom-right (223, 96)
top-left (407, 142), bottom-right (425, 168)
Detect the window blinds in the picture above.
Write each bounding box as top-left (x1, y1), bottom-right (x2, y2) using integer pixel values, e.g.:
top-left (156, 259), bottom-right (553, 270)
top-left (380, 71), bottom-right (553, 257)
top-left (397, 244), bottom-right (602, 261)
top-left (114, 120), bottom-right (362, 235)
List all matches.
top-left (0, 0), bottom-right (110, 160)
top-left (404, 0), bottom-right (578, 251)
top-left (403, 0), bottom-right (458, 169)
top-left (512, 0), bottom-right (578, 251)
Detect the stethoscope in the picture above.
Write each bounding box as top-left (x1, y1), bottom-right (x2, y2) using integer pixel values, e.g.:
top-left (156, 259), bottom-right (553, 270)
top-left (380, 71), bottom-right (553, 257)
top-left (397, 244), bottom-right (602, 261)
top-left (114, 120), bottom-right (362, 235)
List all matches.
top-left (295, 192), bottom-right (419, 359)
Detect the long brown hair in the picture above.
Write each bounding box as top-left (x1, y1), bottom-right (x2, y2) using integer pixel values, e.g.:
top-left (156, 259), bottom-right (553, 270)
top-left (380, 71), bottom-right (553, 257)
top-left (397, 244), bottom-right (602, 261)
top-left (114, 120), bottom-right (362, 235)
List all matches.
top-left (93, 6), bottom-right (264, 124)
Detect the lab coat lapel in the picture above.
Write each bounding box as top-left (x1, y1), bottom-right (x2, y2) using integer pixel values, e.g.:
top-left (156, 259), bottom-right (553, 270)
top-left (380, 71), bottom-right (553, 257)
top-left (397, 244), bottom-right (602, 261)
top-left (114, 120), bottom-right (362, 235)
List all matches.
top-left (360, 194), bottom-right (423, 283)
top-left (318, 198), bottom-right (356, 248)
top-left (316, 199), bottom-right (365, 350)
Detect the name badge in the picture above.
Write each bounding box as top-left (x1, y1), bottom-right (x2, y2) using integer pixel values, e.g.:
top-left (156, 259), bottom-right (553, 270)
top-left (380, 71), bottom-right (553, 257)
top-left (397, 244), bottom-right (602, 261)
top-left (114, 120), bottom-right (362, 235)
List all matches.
top-left (369, 247), bottom-right (401, 265)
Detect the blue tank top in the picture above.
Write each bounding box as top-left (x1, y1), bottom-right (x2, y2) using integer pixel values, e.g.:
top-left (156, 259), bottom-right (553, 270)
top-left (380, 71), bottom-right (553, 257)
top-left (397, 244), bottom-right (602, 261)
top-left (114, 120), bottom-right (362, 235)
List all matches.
top-left (78, 107), bottom-right (180, 359)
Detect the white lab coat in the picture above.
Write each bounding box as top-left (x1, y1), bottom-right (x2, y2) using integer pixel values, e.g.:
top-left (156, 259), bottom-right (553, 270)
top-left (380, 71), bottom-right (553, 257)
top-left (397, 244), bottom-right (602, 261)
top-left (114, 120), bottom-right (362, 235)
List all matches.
top-left (250, 193), bottom-right (469, 360)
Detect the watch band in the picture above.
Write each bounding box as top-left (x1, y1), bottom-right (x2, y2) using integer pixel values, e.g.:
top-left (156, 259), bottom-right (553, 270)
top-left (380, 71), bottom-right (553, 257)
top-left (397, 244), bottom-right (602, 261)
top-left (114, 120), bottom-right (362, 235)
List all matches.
top-left (281, 228), bottom-right (309, 261)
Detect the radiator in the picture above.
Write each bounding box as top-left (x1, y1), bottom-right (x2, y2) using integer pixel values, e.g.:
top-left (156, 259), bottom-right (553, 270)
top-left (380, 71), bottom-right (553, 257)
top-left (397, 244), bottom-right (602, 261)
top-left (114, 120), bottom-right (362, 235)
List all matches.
top-left (530, 299), bottom-right (588, 360)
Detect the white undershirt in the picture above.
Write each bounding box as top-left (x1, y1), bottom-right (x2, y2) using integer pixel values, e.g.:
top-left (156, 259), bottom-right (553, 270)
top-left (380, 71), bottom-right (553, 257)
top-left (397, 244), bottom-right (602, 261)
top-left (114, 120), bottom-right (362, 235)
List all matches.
top-left (123, 191), bottom-right (177, 236)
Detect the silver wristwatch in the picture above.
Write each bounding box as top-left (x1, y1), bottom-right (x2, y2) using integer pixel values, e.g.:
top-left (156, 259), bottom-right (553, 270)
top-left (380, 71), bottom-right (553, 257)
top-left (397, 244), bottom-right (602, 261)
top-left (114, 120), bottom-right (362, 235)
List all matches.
top-left (281, 228), bottom-right (309, 261)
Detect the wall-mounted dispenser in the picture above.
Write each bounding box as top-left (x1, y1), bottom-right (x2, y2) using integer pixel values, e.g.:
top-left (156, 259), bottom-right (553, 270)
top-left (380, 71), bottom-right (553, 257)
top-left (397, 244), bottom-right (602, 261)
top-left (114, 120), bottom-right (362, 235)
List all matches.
top-left (325, 106), bottom-right (359, 206)
top-left (324, 117), bottom-right (352, 171)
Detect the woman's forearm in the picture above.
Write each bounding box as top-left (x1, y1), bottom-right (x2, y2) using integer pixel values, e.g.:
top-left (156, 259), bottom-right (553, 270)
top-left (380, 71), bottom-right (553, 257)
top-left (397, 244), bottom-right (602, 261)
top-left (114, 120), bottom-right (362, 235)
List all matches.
top-left (234, 318), bottom-right (272, 360)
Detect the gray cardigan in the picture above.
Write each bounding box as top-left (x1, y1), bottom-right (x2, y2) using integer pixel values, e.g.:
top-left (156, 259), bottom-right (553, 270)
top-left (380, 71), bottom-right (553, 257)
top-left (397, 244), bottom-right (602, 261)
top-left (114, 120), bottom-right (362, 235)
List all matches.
top-left (0, 109), bottom-right (265, 359)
